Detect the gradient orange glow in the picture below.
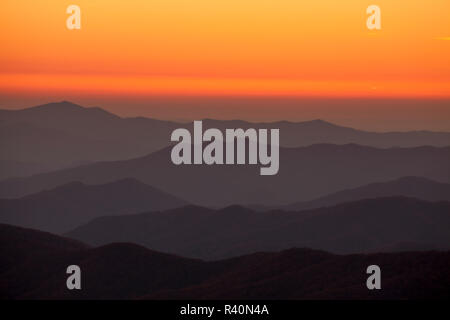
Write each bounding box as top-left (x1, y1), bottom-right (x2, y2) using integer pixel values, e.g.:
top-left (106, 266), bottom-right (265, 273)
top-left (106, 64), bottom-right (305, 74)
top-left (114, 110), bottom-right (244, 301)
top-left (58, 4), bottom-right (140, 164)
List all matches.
top-left (0, 0), bottom-right (449, 97)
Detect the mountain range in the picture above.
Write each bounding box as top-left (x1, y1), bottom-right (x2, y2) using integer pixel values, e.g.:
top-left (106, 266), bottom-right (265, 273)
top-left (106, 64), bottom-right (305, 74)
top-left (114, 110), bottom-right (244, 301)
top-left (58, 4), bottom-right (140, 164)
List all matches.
top-left (0, 178), bottom-right (187, 233)
top-left (65, 197), bottom-right (450, 260)
top-left (1, 101), bottom-right (450, 300)
top-left (2, 175), bottom-right (449, 239)
top-left (1, 223), bottom-right (449, 300)
top-left (250, 176), bottom-right (450, 211)
top-left (2, 101), bottom-right (450, 179)
top-left (1, 143), bottom-right (449, 206)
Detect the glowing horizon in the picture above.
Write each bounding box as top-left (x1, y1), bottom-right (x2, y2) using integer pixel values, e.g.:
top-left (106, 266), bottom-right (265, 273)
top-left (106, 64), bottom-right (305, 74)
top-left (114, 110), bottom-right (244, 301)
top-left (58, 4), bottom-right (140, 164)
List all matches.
top-left (1, 73), bottom-right (449, 98)
top-left (0, 0), bottom-right (449, 98)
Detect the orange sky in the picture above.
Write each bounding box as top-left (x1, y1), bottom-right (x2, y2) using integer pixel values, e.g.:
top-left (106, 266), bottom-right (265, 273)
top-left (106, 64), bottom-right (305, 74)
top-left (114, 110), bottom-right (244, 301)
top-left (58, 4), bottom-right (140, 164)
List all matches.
top-left (0, 0), bottom-right (449, 98)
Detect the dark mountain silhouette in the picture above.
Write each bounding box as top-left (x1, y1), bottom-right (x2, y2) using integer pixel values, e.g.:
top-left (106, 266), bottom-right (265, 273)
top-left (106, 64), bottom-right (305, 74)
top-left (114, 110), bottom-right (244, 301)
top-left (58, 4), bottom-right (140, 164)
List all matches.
top-left (147, 249), bottom-right (450, 300)
top-left (2, 101), bottom-right (450, 177)
top-left (66, 197), bottom-right (450, 260)
top-left (0, 224), bottom-right (216, 300)
top-left (0, 178), bottom-right (187, 233)
top-left (0, 223), bottom-right (87, 278)
top-left (258, 176), bottom-right (450, 211)
top-left (1, 224), bottom-right (449, 300)
top-left (1, 144), bottom-right (449, 206)
top-left (0, 101), bottom-right (180, 175)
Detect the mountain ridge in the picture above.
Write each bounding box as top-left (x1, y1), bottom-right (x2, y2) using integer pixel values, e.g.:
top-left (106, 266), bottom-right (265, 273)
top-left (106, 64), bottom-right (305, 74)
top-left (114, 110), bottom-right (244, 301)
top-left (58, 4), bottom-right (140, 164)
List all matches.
top-left (246, 176), bottom-right (450, 211)
top-left (1, 142), bottom-right (449, 206)
top-left (2, 101), bottom-right (450, 169)
top-left (4, 101), bottom-right (450, 134)
top-left (1, 223), bottom-right (449, 300)
top-left (0, 178), bottom-right (188, 233)
top-left (2, 101), bottom-right (450, 179)
top-left (66, 196), bottom-right (450, 260)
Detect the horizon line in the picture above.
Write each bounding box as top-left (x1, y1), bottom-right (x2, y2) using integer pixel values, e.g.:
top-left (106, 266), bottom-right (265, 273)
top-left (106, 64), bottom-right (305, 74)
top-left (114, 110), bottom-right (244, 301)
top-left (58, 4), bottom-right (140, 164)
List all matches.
top-left (2, 100), bottom-right (450, 134)
top-left (2, 73), bottom-right (450, 99)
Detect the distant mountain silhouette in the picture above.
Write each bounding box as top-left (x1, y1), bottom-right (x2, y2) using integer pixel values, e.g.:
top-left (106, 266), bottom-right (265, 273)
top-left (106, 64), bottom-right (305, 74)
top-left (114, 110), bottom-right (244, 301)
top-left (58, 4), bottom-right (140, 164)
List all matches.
top-left (1, 144), bottom-right (449, 206)
top-left (1, 224), bottom-right (449, 300)
top-left (0, 178), bottom-right (187, 233)
top-left (0, 101), bottom-right (180, 175)
top-left (66, 197), bottom-right (450, 260)
top-left (200, 118), bottom-right (450, 148)
top-left (2, 101), bottom-right (450, 177)
top-left (261, 176), bottom-right (450, 211)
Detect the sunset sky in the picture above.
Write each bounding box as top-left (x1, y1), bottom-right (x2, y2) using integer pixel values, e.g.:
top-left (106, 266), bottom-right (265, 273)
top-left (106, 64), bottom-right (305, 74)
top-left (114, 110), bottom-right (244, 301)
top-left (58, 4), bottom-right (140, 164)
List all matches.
top-left (0, 0), bottom-right (449, 129)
